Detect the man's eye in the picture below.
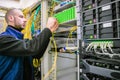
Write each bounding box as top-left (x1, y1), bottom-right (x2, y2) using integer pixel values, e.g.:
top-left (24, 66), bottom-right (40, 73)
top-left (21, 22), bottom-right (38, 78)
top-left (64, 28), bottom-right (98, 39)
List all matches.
top-left (19, 16), bottom-right (24, 18)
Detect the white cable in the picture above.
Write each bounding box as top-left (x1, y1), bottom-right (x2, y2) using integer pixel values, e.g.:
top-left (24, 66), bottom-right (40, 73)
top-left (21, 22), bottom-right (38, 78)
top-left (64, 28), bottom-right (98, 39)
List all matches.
top-left (86, 42), bottom-right (93, 52)
top-left (94, 42), bottom-right (111, 56)
top-left (103, 42), bottom-right (108, 53)
top-left (107, 42), bottom-right (120, 58)
top-left (92, 41), bottom-right (120, 59)
top-left (100, 42), bottom-right (105, 53)
top-left (90, 42), bottom-right (98, 52)
top-left (98, 42), bottom-right (113, 58)
top-left (93, 42), bottom-right (98, 53)
top-left (86, 41), bottom-right (120, 59)
top-left (107, 42), bottom-right (114, 54)
top-left (93, 42), bottom-right (105, 55)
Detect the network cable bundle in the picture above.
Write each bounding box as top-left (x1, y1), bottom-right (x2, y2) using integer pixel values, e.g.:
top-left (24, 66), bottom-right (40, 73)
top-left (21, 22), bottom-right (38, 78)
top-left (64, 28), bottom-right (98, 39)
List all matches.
top-left (78, 0), bottom-right (120, 80)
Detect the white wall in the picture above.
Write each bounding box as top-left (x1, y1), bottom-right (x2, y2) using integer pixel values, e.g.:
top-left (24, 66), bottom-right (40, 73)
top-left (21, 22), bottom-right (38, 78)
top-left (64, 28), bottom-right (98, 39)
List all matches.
top-left (0, 0), bottom-right (20, 9)
top-left (0, 0), bottom-right (39, 9)
top-left (0, 0), bottom-right (36, 17)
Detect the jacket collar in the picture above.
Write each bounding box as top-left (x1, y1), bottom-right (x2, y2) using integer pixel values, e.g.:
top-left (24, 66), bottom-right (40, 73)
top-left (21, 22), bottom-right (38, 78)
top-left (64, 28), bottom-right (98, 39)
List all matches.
top-left (6, 25), bottom-right (23, 39)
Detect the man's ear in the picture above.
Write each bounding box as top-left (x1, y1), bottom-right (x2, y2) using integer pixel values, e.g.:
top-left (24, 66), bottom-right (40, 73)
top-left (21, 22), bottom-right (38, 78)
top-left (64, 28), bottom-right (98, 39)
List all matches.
top-left (8, 15), bottom-right (14, 22)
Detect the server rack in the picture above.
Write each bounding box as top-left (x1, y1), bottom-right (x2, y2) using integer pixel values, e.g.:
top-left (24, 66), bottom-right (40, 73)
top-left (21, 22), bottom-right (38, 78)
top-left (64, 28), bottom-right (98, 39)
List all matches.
top-left (77, 0), bottom-right (120, 80)
top-left (47, 0), bottom-right (78, 80)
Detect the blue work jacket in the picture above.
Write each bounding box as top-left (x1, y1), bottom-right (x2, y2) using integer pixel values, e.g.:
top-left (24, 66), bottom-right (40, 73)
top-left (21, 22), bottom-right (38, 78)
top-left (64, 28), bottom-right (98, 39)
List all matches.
top-left (0, 26), bottom-right (52, 80)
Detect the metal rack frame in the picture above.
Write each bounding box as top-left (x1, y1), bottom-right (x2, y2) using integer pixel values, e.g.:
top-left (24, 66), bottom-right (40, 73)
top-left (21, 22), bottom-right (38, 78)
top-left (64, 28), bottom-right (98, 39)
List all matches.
top-left (77, 0), bottom-right (120, 80)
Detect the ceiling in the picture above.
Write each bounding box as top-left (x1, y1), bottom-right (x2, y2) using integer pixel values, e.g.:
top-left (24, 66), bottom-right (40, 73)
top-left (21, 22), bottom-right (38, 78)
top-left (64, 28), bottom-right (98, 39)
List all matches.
top-left (0, 0), bottom-right (20, 10)
top-left (0, 0), bottom-right (38, 10)
top-left (0, 0), bottom-right (38, 17)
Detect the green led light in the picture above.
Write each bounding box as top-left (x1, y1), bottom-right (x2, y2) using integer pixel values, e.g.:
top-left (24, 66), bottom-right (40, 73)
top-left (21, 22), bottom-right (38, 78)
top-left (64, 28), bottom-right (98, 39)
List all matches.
top-left (90, 35), bottom-right (93, 39)
top-left (89, 20), bottom-right (93, 24)
top-left (88, 5), bottom-right (92, 9)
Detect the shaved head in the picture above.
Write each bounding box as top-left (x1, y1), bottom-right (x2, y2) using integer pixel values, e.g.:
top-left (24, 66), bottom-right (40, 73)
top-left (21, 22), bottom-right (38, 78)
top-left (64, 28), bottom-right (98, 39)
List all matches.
top-left (5, 8), bottom-right (20, 23)
top-left (5, 8), bottom-right (27, 31)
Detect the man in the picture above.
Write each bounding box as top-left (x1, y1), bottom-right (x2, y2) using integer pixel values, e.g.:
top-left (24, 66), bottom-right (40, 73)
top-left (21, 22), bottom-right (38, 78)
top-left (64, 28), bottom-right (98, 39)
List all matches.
top-left (0, 8), bottom-right (59, 80)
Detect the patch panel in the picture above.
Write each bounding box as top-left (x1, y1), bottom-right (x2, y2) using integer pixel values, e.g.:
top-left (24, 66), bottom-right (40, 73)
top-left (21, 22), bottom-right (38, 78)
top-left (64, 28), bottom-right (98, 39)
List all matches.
top-left (54, 6), bottom-right (76, 24)
top-left (84, 40), bottom-right (118, 49)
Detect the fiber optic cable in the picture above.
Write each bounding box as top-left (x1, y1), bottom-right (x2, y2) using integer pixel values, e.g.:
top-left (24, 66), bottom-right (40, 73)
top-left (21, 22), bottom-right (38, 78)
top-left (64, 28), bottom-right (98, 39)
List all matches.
top-left (86, 42), bottom-right (93, 52)
top-left (22, 5), bottom-right (42, 69)
top-left (65, 26), bottom-right (77, 53)
top-left (42, 34), bottom-right (58, 80)
top-left (42, 0), bottom-right (58, 80)
top-left (22, 11), bottom-right (35, 39)
top-left (107, 42), bottom-right (114, 54)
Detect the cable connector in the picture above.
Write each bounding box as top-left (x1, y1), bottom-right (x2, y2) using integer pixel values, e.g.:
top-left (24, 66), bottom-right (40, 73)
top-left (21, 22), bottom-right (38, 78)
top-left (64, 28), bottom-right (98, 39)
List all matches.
top-left (59, 46), bottom-right (78, 53)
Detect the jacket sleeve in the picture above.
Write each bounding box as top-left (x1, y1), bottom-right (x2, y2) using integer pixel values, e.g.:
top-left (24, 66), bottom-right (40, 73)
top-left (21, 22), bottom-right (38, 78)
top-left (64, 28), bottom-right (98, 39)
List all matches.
top-left (0, 28), bottom-right (52, 57)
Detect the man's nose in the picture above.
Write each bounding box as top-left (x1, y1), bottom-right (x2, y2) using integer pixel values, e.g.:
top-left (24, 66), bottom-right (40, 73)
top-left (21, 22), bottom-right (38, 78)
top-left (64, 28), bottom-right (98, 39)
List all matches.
top-left (24, 18), bottom-right (27, 22)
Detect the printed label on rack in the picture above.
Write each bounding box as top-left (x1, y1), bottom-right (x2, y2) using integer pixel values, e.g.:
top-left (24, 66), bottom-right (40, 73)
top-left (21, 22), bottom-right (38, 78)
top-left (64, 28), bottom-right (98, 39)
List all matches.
top-left (102, 5), bottom-right (111, 11)
top-left (103, 22), bottom-right (112, 28)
